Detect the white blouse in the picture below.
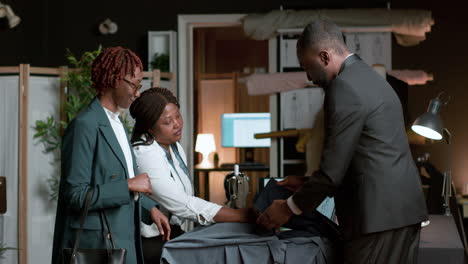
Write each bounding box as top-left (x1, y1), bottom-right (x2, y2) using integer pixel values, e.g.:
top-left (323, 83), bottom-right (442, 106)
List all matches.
top-left (133, 140), bottom-right (222, 237)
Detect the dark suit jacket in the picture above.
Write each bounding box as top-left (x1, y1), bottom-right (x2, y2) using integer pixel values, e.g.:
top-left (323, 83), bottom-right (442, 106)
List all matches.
top-left (292, 55), bottom-right (428, 240)
top-left (52, 98), bottom-right (157, 264)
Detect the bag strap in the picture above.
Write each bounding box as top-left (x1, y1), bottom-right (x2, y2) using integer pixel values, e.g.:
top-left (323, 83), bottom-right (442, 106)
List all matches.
top-left (100, 211), bottom-right (117, 249)
top-left (70, 188), bottom-right (119, 261)
top-left (71, 189), bottom-right (94, 257)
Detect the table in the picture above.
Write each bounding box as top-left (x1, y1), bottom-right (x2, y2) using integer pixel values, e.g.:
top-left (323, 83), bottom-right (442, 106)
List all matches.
top-left (194, 167), bottom-right (269, 201)
top-left (418, 214), bottom-right (466, 263)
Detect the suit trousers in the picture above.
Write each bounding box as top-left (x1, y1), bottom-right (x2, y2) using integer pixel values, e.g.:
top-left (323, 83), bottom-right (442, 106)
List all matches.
top-left (344, 224), bottom-right (421, 264)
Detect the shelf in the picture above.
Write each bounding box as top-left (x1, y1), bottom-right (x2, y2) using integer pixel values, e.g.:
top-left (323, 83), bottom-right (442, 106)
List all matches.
top-left (254, 129), bottom-right (312, 139)
top-left (282, 159), bottom-right (305, 165)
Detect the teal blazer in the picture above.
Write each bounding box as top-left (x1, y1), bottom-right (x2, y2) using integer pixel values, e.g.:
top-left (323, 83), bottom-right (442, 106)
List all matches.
top-left (52, 98), bottom-right (157, 264)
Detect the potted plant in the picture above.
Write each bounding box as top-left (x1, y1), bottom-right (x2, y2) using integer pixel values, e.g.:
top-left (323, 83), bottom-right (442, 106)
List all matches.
top-left (150, 52), bottom-right (169, 72)
top-left (34, 47), bottom-right (102, 201)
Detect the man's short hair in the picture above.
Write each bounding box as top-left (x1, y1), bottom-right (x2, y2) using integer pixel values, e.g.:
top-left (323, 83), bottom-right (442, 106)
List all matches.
top-left (297, 19), bottom-right (348, 55)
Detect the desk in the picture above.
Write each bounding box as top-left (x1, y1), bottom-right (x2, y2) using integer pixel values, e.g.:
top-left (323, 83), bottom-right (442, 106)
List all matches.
top-left (418, 215), bottom-right (465, 263)
top-left (194, 167), bottom-right (269, 201)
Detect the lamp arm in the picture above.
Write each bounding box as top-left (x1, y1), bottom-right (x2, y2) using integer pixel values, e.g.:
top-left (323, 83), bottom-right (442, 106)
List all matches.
top-left (443, 128), bottom-right (452, 144)
top-left (437, 91), bottom-right (451, 106)
top-left (442, 127), bottom-right (452, 216)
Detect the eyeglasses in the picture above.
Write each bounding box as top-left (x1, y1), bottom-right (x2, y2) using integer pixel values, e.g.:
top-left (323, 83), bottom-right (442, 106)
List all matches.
top-left (123, 78), bottom-right (142, 92)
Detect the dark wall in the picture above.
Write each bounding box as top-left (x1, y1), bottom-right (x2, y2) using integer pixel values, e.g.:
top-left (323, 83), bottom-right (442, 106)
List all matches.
top-left (0, 0), bottom-right (65, 66)
top-left (0, 0), bottom-right (385, 68)
top-left (392, 0), bottom-right (468, 193)
top-left (7, 0), bottom-right (467, 190)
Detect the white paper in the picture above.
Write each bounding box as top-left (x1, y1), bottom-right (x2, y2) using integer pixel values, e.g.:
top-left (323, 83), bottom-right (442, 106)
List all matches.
top-left (281, 88), bottom-right (324, 129)
top-left (344, 32), bottom-right (392, 70)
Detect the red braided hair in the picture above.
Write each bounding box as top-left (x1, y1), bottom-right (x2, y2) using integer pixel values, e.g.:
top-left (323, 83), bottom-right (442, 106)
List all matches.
top-left (91, 46), bottom-right (143, 95)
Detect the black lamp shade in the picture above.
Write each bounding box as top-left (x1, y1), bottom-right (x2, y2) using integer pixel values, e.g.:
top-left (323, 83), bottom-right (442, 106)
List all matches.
top-left (411, 97), bottom-right (444, 140)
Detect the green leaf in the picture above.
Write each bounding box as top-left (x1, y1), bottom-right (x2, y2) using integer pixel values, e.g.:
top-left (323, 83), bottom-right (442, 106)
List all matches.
top-left (150, 53), bottom-right (170, 72)
top-left (33, 130), bottom-right (47, 138)
top-left (45, 147), bottom-right (56, 153)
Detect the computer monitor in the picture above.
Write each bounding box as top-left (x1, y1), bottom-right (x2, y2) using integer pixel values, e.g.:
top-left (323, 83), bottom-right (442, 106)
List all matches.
top-left (221, 113), bottom-right (271, 148)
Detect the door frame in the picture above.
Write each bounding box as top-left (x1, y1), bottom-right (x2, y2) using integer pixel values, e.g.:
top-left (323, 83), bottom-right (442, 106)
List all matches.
top-left (177, 14), bottom-right (279, 176)
top-left (177, 14), bottom-right (245, 173)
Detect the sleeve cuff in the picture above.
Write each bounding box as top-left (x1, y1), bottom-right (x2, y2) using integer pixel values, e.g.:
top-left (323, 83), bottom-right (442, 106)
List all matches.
top-left (287, 196), bottom-right (303, 215)
top-left (201, 204), bottom-right (222, 224)
top-left (187, 197), bottom-right (222, 225)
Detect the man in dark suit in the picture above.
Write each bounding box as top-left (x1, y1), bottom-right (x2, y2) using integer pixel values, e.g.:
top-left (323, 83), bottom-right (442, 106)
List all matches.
top-left (257, 20), bottom-right (428, 263)
top-left (52, 47), bottom-right (171, 264)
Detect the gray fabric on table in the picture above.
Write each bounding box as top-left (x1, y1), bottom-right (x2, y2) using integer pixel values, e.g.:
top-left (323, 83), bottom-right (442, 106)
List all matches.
top-left (161, 222), bottom-right (335, 264)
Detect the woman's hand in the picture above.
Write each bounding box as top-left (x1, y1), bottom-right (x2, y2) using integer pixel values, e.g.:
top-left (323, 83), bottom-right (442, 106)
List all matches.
top-left (127, 173), bottom-right (152, 195)
top-left (151, 207), bottom-right (171, 241)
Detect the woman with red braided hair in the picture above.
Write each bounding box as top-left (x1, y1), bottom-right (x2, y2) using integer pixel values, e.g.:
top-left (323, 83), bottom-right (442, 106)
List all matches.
top-left (52, 47), bottom-right (170, 264)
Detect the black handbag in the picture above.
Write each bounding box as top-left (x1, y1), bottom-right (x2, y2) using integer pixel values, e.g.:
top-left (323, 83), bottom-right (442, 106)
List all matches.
top-left (62, 189), bottom-right (127, 264)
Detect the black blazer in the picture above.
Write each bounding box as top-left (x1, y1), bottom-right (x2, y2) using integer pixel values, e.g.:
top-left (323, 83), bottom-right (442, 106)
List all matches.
top-left (292, 55), bottom-right (428, 239)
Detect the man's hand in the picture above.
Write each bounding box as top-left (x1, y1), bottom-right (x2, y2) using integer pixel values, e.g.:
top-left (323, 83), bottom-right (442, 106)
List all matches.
top-left (151, 207), bottom-right (171, 241)
top-left (277, 175), bottom-right (307, 192)
top-left (256, 200), bottom-right (293, 230)
top-left (127, 173), bottom-right (152, 195)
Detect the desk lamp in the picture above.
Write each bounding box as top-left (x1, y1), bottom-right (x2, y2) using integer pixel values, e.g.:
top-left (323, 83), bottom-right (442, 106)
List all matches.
top-left (195, 133), bottom-right (216, 168)
top-left (411, 93), bottom-right (452, 215)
